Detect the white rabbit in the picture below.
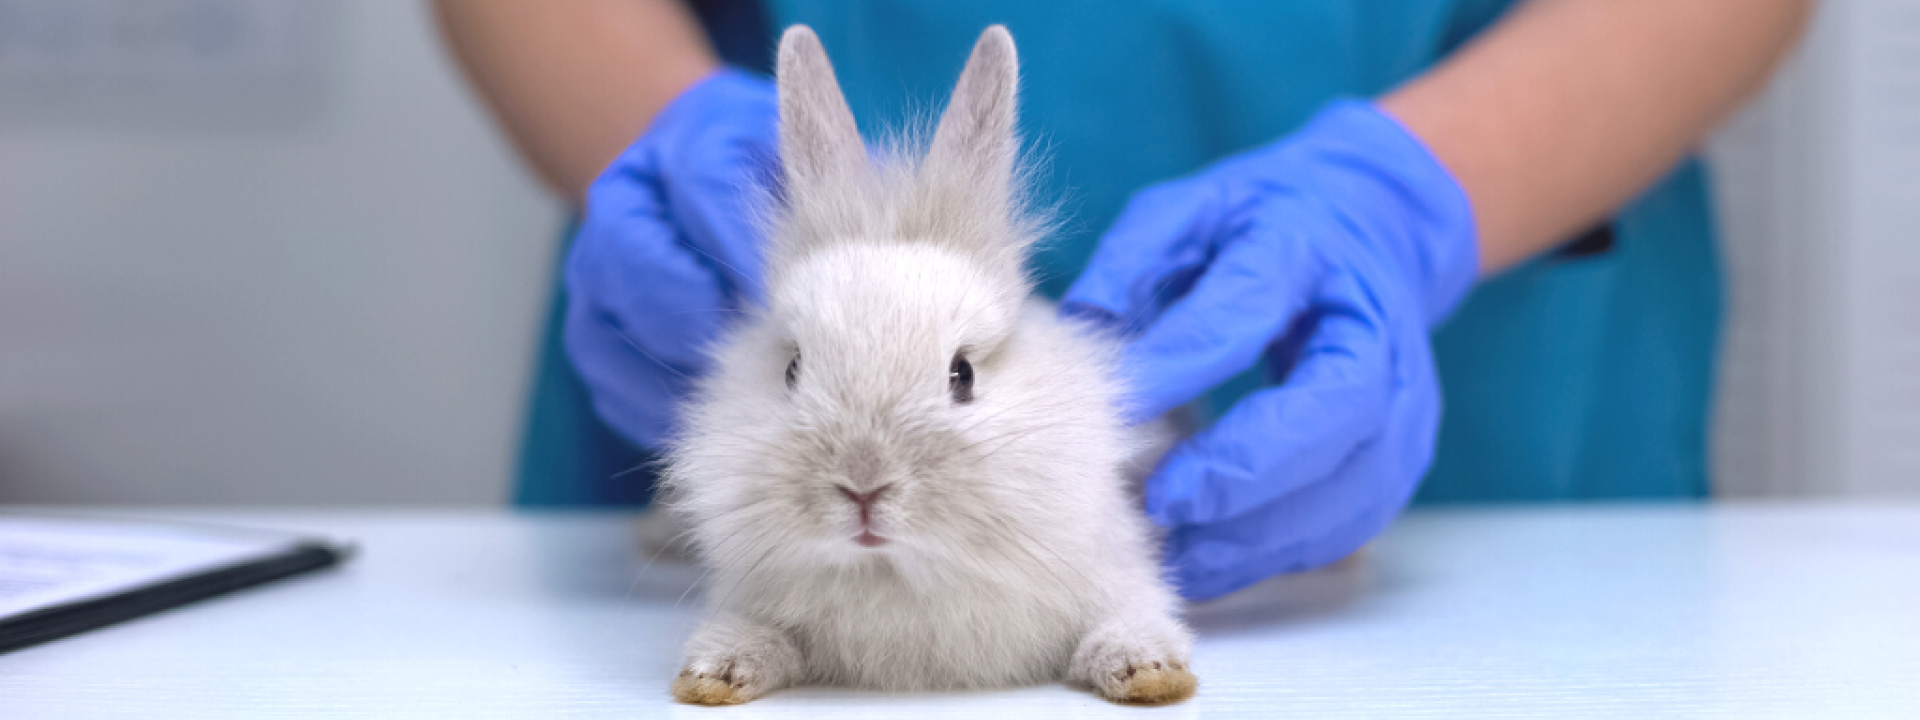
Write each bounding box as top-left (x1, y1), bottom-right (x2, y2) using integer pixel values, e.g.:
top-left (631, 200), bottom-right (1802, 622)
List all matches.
top-left (660, 25), bottom-right (1196, 706)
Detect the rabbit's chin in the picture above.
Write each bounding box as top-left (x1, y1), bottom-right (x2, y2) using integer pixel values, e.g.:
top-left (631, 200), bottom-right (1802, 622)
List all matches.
top-left (747, 538), bottom-right (962, 595)
top-left (793, 534), bottom-right (907, 568)
top-left (708, 512), bottom-right (994, 586)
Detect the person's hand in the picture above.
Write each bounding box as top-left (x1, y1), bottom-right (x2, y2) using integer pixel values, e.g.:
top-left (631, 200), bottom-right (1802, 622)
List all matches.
top-left (1062, 101), bottom-right (1480, 600)
top-left (564, 69), bottom-right (775, 450)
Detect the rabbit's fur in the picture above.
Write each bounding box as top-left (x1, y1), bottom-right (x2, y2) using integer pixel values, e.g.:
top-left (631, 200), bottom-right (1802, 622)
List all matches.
top-left (662, 25), bottom-right (1195, 705)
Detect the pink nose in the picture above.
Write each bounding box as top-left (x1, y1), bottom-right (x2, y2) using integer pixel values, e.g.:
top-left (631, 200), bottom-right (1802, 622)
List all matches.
top-left (836, 484), bottom-right (892, 529)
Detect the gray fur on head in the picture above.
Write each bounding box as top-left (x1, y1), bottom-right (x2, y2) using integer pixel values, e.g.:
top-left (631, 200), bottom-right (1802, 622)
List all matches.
top-left (662, 25), bottom-right (1196, 704)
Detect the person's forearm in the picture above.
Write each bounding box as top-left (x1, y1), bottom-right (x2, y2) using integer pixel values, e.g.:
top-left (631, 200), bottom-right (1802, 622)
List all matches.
top-left (1381, 0), bottom-right (1812, 274)
top-left (433, 0), bottom-right (719, 204)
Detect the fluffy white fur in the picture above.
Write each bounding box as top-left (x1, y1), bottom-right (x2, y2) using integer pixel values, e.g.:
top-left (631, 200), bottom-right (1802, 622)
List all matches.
top-left (661, 25), bottom-right (1195, 706)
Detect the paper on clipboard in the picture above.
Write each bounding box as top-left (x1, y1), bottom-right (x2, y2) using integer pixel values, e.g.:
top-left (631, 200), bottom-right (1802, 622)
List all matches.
top-left (0, 516), bottom-right (306, 620)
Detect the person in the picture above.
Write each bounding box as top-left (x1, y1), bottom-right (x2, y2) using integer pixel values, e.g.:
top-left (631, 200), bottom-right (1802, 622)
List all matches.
top-left (435, 0), bottom-right (1810, 600)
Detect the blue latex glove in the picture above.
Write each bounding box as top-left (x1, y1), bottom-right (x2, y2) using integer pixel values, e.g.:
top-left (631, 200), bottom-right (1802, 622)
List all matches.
top-left (1062, 100), bottom-right (1480, 600)
top-left (564, 69), bottom-right (775, 450)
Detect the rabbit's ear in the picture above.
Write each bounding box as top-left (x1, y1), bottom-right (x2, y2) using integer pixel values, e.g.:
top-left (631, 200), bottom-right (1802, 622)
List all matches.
top-left (924, 26), bottom-right (1019, 216)
top-left (777, 26), bottom-right (865, 196)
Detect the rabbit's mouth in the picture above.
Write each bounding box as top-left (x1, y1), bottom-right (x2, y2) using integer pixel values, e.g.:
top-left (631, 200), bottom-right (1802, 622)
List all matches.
top-left (836, 483), bottom-right (893, 548)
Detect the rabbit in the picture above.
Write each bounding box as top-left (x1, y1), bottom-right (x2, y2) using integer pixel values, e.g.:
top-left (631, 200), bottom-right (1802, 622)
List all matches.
top-left (659, 25), bottom-right (1197, 706)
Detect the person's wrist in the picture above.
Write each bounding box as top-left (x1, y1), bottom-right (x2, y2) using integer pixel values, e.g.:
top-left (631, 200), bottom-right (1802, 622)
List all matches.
top-left (588, 66), bottom-right (776, 218)
top-left (646, 66), bottom-right (774, 135)
top-left (1251, 100), bottom-right (1481, 327)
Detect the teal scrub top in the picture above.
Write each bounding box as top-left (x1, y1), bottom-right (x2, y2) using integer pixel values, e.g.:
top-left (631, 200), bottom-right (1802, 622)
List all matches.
top-left (515, 0), bottom-right (1718, 507)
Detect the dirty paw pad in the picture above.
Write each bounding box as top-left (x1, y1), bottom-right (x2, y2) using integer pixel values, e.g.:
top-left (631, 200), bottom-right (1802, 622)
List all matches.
top-left (1103, 660), bottom-right (1198, 705)
top-left (671, 665), bottom-right (758, 705)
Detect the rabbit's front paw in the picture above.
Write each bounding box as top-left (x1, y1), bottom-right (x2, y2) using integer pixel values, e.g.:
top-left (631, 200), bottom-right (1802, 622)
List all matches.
top-left (671, 655), bottom-right (773, 706)
top-left (1094, 655), bottom-right (1197, 705)
top-left (1072, 621), bottom-right (1197, 705)
top-left (671, 616), bottom-right (801, 705)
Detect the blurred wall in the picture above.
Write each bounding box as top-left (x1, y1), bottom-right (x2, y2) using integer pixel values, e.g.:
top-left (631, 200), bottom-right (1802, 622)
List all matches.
top-left (0, 0), bottom-right (562, 504)
top-left (1708, 0), bottom-right (1920, 497)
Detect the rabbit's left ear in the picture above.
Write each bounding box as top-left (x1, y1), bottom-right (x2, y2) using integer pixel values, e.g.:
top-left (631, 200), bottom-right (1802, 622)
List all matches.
top-left (924, 26), bottom-right (1019, 217)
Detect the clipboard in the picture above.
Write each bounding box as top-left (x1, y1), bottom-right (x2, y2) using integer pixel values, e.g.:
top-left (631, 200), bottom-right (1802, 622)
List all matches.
top-left (0, 514), bottom-right (350, 654)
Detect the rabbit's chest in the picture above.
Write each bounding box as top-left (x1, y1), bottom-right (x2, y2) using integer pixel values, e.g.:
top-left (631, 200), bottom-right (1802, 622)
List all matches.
top-left (762, 572), bottom-right (1085, 689)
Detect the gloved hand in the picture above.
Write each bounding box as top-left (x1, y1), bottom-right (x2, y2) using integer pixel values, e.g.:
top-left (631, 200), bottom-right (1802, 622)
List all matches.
top-left (1062, 100), bottom-right (1480, 600)
top-left (564, 69), bottom-right (776, 450)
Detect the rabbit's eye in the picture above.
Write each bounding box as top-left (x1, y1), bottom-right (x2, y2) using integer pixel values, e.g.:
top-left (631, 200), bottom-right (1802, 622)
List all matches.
top-left (949, 354), bottom-right (974, 404)
top-left (785, 354), bottom-right (800, 390)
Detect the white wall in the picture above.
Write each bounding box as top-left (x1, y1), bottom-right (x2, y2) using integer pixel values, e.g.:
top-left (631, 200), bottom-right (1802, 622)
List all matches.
top-left (0, 0), bottom-right (563, 504)
top-left (1708, 0), bottom-right (1920, 497)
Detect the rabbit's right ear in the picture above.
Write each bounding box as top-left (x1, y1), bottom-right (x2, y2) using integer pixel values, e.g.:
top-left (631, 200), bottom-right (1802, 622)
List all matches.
top-left (777, 26), bottom-right (865, 198)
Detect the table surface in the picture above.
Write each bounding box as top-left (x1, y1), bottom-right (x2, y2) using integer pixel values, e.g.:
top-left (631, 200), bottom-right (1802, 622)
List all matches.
top-left (2, 503), bottom-right (1916, 718)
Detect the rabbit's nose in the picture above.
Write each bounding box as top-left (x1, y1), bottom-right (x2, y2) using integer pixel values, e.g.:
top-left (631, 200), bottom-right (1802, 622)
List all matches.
top-left (836, 483), bottom-right (893, 527)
